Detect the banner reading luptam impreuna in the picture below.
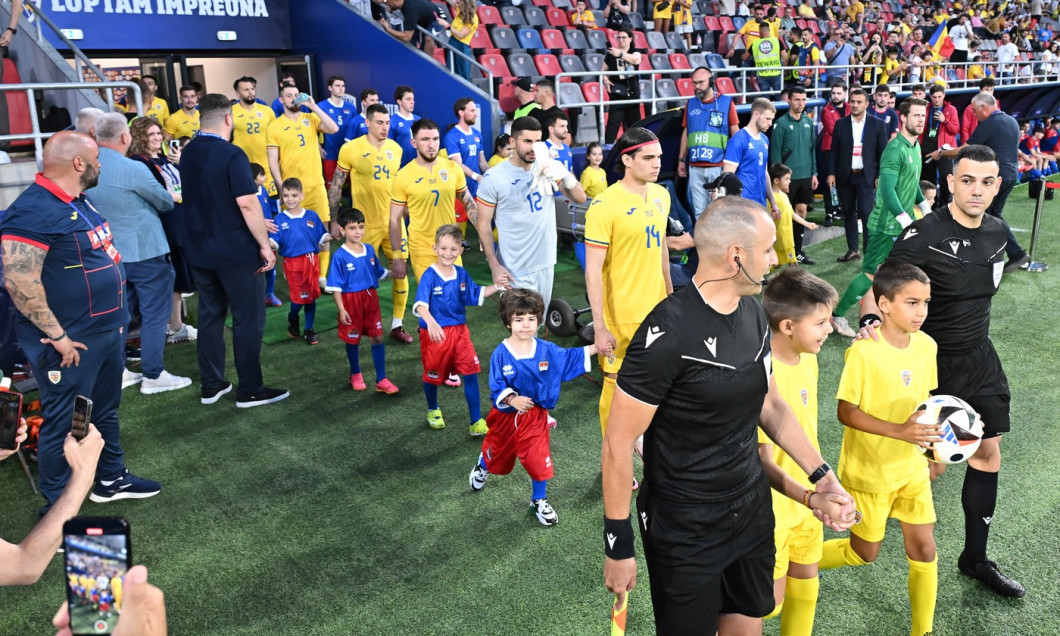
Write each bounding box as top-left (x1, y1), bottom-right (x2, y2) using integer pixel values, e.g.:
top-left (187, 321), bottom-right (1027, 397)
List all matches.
top-left (40, 0), bottom-right (291, 50)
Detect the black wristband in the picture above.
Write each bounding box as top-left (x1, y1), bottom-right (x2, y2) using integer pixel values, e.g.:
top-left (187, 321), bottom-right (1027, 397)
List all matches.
top-left (859, 313), bottom-right (882, 329)
top-left (604, 516), bottom-right (635, 560)
top-left (5, 27), bottom-right (16, 35)
top-left (808, 462), bottom-right (831, 485)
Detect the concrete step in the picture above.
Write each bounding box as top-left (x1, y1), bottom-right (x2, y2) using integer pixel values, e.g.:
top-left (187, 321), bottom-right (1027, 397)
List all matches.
top-left (0, 157), bottom-right (37, 210)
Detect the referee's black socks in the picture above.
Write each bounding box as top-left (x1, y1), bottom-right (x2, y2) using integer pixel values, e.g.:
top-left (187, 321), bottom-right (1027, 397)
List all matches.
top-left (961, 466), bottom-right (999, 562)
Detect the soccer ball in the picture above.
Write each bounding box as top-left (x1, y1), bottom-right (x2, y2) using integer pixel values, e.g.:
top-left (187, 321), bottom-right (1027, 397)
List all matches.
top-left (916, 395), bottom-right (984, 464)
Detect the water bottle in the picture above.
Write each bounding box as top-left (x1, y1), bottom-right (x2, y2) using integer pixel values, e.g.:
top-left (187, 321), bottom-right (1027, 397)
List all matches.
top-left (830, 185), bottom-right (839, 208)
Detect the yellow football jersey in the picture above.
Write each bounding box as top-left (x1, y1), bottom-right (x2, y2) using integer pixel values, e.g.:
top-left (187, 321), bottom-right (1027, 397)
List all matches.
top-left (579, 165), bottom-right (608, 198)
top-left (143, 96), bottom-right (170, 123)
top-left (836, 331), bottom-right (938, 493)
top-left (164, 108), bottom-right (200, 139)
top-left (266, 112), bottom-right (326, 188)
top-left (487, 154), bottom-right (507, 168)
top-left (584, 182), bottom-right (669, 326)
top-left (339, 136), bottom-right (403, 226)
top-left (757, 353), bottom-right (820, 528)
top-left (232, 102), bottom-right (276, 179)
top-left (391, 158), bottom-right (468, 246)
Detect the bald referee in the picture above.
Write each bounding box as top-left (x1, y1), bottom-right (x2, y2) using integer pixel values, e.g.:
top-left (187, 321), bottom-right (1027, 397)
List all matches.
top-left (870, 144), bottom-right (1025, 598)
top-left (602, 196), bottom-right (856, 633)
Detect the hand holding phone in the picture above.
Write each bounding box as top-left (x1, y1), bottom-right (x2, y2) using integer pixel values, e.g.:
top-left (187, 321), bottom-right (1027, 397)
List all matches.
top-left (62, 517), bottom-right (131, 636)
top-left (72, 395), bottom-right (92, 441)
top-left (0, 390), bottom-right (23, 451)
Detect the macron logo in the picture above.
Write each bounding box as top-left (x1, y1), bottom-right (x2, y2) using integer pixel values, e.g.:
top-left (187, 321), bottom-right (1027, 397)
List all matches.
top-left (903, 228), bottom-right (918, 241)
top-left (949, 240), bottom-right (961, 254)
top-left (645, 326), bottom-right (665, 348)
top-left (606, 533), bottom-right (617, 550)
top-left (705, 337), bottom-right (718, 357)
top-left (640, 511), bottom-right (649, 530)
top-left (983, 516), bottom-right (993, 526)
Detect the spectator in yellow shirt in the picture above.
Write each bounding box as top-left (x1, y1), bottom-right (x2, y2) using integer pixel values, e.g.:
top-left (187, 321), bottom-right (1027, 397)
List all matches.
top-left (571, 0), bottom-right (598, 28)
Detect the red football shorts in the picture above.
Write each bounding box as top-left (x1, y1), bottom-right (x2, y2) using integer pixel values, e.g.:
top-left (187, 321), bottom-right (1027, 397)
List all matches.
top-left (419, 323), bottom-right (480, 383)
top-left (338, 289), bottom-right (384, 344)
top-left (282, 253), bottom-right (321, 304)
top-left (454, 197), bottom-right (468, 223)
top-left (323, 159), bottom-right (338, 185)
top-left (481, 406), bottom-right (554, 481)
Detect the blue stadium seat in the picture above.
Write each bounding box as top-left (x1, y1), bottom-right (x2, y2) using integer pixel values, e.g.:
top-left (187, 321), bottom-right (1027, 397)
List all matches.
top-left (706, 52), bottom-right (726, 71)
top-left (732, 16), bottom-right (746, 30)
top-left (516, 27), bottom-right (546, 50)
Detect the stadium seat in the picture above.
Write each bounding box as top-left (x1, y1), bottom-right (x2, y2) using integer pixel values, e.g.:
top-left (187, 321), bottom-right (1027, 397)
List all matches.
top-left (808, 21), bottom-right (821, 34)
top-left (665, 32), bottom-right (687, 51)
top-left (718, 32), bottom-right (737, 57)
top-left (552, 0), bottom-right (571, 8)
top-left (669, 53), bottom-right (691, 70)
top-left (649, 53), bottom-right (672, 70)
top-left (817, 19), bottom-right (830, 34)
top-left (639, 79), bottom-right (656, 114)
top-left (516, 27), bottom-right (546, 50)
top-left (591, 10), bottom-right (606, 25)
top-left (478, 5), bottom-right (503, 26)
top-left (687, 52), bottom-right (708, 69)
top-left (582, 51), bottom-right (605, 71)
top-left (540, 28), bottom-right (566, 50)
top-left (574, 108), bottom-right (600, 145)
top-left (490, 26), bottom-right (521, 52)
top-left (432, 46), bottom-right (447, 66)
top-left (470, 28), bottom-right (494, 53)
top-left (675, 77), bottom-right (694, 96)
top-left (655, 78), bottom-right (681, 108)
top-left (706, 52), bottom-right (726, 71)
top-left (795, 19), bottom-right (807, 30)
top-left (498, 81), bottom-right (520, 113)
top-left (565, 28), bottom-right (589, 50)
top-left (586, 29), bottom-right (609, 51)
top-left (524, 6), bottom-right (549, 27)
top-left (715, 76), bottom-right (737, 95)
top-left (559, 54), bottom-right (587, 73)
top-left (629, 12), bottom-right (646, 30)
top-left (531, 0), bottom-right (550, 6)
top-left (546, 7), bottom-right (569, 26)
top-left (535, 53), bottom-right (563, 77)
top-left (732, 16), bottom-right (745, 30)
top-left (704, 16), bottom-right (721, 31)
top-left (633, 30), bottom-right (649, 51)
top-left (719, 16), bottom-right (735, 32)
top-left (581, 81), bottom-right (607, 105)
top-left (3, 59), bottom-right (31, 149)
top-left (501, 6), bottom-right (527, 26)
top-left (646, 30), bottom-right (667, 51)
top-left (559, 81), bottom-right (585, 110)
top-left (479, 53), bottom-right (513, 78)
top-left (639, 55), bottom-right (653, 72)
top-left (507, 52), bottom-right (538, 77)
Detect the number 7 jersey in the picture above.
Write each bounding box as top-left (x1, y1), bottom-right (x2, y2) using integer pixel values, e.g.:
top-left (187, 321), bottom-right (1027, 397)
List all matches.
top-left (338, 136), bottom-right (403, 227)
top-left (391, 157), bottom-right (468, 247)
top-left (584, 181), bottom-right (670, 326)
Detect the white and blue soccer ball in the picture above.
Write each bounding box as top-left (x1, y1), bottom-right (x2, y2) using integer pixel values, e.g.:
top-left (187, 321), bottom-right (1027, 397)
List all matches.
top-left (916, 395), bottom-right (984, 464)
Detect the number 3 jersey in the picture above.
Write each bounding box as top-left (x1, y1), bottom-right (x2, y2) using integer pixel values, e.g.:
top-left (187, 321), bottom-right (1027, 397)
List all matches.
top-left (478, 159), bottom-right (557, 275)
top-left (337, 136), bottom-right (403, 228)
top-left (584, 182), bottom-right (670, 326)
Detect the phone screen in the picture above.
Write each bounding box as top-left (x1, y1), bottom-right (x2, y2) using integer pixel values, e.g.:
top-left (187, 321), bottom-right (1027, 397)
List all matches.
top-left (72, 395), bottom-right (91, 441)
top-left (63, 518), bottom-right (131, 636)
top-left (0, 391), bottom-right (22, 450)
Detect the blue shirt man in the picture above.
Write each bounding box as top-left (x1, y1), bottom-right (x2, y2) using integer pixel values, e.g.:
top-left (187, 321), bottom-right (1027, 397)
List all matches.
top-left (319, 97), bottom-right (355, 162)
top-left (444, 124), bottom-right (484, 197)
top-left (724, 127), bottom-right (771, 207)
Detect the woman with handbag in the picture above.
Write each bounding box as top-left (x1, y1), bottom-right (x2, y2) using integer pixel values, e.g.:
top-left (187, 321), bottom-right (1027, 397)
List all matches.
top-left (602, 26), bottom-right (643, 144)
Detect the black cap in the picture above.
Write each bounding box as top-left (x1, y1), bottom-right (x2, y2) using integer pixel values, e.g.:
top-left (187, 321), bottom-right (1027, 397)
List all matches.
top-left (512, 77), bottom-right (534, 92)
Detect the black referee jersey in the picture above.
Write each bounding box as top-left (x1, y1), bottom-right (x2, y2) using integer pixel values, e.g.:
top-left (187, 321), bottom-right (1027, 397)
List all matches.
top-left (617, 286), bottom-right (772, 505)
top-left (886, 205), bottom-right (1008, 355)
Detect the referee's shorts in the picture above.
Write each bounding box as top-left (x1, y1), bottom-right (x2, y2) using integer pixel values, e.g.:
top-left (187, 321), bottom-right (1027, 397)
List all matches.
top-left (936, 338), bottom-right (1011, 438)
top-left (636, 475), bottom-right (776, 634)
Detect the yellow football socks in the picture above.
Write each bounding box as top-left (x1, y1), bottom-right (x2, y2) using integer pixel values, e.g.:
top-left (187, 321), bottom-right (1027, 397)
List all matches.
top-left (392, 276), bottom-right (409, 324)
top-left (819, 538), bottom-right (869, 570)
top-left (780, 576), bottom-right (819, 636)
top-left (908, 555), bottom-right (937, 636)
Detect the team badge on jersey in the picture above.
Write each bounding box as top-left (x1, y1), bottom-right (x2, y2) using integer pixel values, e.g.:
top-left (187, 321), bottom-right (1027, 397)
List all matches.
top-left (652, 198), bottom-right (665, 217)
top-left (502, 364), bottom-right (514, 376)
top-left (306, 220), bottom-right (315, 228)
top-left (901, 370), bottom-right (912, 386)
top-left (301, 119), bottom-right (310, 127)
top-left (255, 111), bottom-right (263, 119)
top-left (439, 169), bottom-right (449, 182)
top-left (385, 150), bottom-right (394, 161)
top-left (48, 370), bottom-right (61, 384)
top-left (539, 361), bottom-right (549, 372)
top-left (460, 282), bottom-right (466, 291)
top-left (800, 388), bottom-right (809, 406)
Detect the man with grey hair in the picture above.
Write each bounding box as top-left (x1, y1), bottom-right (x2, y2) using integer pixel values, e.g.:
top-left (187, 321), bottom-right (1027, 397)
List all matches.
top-left (74, 107), bottom-right (105, 138)
top-left (87, 113), bottom-right (191, 395)
top-left (602, 196), bottom-right (856, 632)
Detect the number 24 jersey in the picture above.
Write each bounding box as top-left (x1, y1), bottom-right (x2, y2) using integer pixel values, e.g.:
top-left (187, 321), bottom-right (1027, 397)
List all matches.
top-left (337, 137), bottom-right (403, 223)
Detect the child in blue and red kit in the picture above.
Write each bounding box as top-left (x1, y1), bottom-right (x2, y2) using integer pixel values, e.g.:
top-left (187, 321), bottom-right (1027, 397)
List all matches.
top-left (251, 163), bottom-right (283, 307)
top-left (269, 177), bottom-right (329, 345)
top-left (412, 224), bottom-right (501, 436)
top-left (468, 288), bottom-right (596, 526)
top-left (325, 207), bottom-right (399, 395)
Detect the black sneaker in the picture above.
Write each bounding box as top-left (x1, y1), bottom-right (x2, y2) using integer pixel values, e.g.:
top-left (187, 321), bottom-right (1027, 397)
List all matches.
top-left (201, 381), bottom-right (233, 405)
top-left (958, 554), bottom-right (1026, 598)
top-left (837, 250), bottom-right (862, 263)
top-left (797, 252), bottom-right (817, 266)
top-left (287, 316), bottom-right (299, 339)
top-left (1003, 253), bottom-right (1031, 273)
top-left (303, 328), bottom-right (318, 345)
top-left (236, 387), bottom-right (290, 409)
top-left (89, 469), bottom-right (162, 503)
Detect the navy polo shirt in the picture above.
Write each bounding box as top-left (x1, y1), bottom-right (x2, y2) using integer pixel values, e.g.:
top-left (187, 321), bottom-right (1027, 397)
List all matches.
top-left (0, 174), bottom-right (128, 338)
top-left (178, 134), bottom-right (261, 270)
top-left (968, 110), bottom-right (1020, 184)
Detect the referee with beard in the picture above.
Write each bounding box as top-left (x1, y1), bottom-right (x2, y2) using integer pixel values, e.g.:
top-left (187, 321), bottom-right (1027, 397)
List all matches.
top-left (601, 196), bottom-right (856, 633)
top-left (871, 144), bottom-right (1025, 598)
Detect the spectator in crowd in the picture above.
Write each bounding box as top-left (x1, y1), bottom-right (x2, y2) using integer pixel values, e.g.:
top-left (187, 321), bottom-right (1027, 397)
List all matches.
top-left (738, 3), bottom-right (767, 53)
top-left (751, 22), bottom-right (784, 96)
top-left (0, 422), bottom-right (103, 586)
top-left (1042, 41), bottom-right (1060, 81)
top-left (861, 32), bottom-right (885, 84)
top-left (995, 32), bottom-right (1020, 83)
top-left (820, 83), bottom-right (850, 226)
top-left (0, 0), bottom-right (23, 151)
top-left (672, 0), bottom-right (693, 49)
top-left (828, 87), bottom-right (889, 263)
top-left (603, 0), bottom-right (633, 30)
top-left (378, 0), bottom-right (442, 56)
top-left (770, 86), bottom-right (817, 264)
top-left (87, 113), bottom-right (192, 395)
top-left (164, 86), bottom-right (200, 140)
top-left (652, 0), bottom-right (672, 34)
top-left (824, 27), bottom-right (857, 86)
top-left (571, 0), bottom-right (597, 28)
top-left (962, 78), bottom-right (995, 142)
top-left (511, 78), bottom-right (539, 120)
top-left (445, 0), bottom-right (479, 80)
top-left (531, 79), bottom-right (567, 137)
top-left (883, 45), bottom-right (909, 85)
top-left (788, 27), bottom-right (824, 90)
top-left (1, 131), bottom-right (164, 513)
top-left (869, 84), bottom-right (899, 139)
top-left (798, 0), bottom-right (816, 19)
top-left (921, 84), bottom-right (959, 205)
top-left (602, 27), bottom-right (642, 143)
top-left (75, 107), bottom-right (105, 138)
top-left (179, 94), bottom-right (289, 408)
top-left (949, 14), bottom-right (972, 64)
top-left (678, 66), bottom-right (739, 219)
top-left (231, 76), bottom-right (277, 195)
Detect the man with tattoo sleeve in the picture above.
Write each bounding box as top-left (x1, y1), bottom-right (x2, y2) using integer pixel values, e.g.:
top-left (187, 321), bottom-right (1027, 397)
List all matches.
top-left (1, 131), bottom-right (162, 515)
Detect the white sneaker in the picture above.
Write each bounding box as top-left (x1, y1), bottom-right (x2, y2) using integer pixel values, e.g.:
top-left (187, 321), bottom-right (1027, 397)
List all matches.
top-left (831, 316), bottom-right (856, 338)
top-left (167, 324), bottom-right (198, 344)
top-left (140, 370), bottom-right (192, 395)
top-left (469, 455), bottom-right (489, 492)
top-left (531, 498), bottom-right (558, 526)
top-left (318, 276), bottom-right (327, 289)
top-left (121, 369), bottom-right (143, 389)
top-left (180, 292), bottom-right (195, 298)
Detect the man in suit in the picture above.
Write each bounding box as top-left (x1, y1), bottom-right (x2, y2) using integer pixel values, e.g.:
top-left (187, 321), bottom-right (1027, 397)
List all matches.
top-left (827, 87), bottom-right (888, 263)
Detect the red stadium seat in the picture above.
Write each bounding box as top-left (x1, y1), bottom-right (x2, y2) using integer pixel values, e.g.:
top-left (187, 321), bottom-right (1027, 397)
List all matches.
top-left (478, 52), bottom-right (513, 77)
top-left (704, 16), bottom-right (720, 31)
top-left (675, 77), bottom-right (694, 96)
top-left (639, 55), bottom-right (653, 71)
top-left (605, 28), bottom-right (620, 48)
top-left (540, 28), bottom-right (566, 50)
top-left (478, 5), bottom-right (503, 26)
top-left (719, 16), bottom-right (735, 32)
top-left (535, 53), bottom-right (563, 77)
top-left (808, 21), bottom-right (821, 34)
top-left (795, 19), bottom-right (807, 30)
top-left (633, 30), bottom-right (649, 51)
top-left (432, 46), bottom-right (447, 65)
top-left (669, 53), bottom-right (691, 70)
top-left (532, 0), bottom-right (551, 6)
top-left (545, 7), bottom-right (569, 26)
top-left (470, 27), bottom-right (494, 52)
top-left (581, 81), bottom-right (608, 105)
top-left (3, 59), bottom-right (31, 149)
top-left (498, 81), bottom-right (520, 114)
top-left (715, 76), bottom-right (737, 95)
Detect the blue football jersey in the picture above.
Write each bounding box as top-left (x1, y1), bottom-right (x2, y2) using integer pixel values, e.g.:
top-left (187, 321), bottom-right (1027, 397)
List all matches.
top-left (346, 114), bottom-right (369, 141)
top-left (270, 209), bottom-right (328, 258)
top-left (412, 264), bottom-right (484, 328)
top-left (319, 99), bottom-right (356, 161)
top-left (489, 339), bottom-right (591, 410)
top-left (724, 128), bottom-right (770, 206)
top-left (545, 140), bottom-right (573, 172)
top-left (256, 185), bottom-right (278, 218)
top-left (444, 126), bottom-right (484, 197)
top-left (389, 113), bottom-right (421, 167)
top-left (325, 243), bottom-right (388, 293)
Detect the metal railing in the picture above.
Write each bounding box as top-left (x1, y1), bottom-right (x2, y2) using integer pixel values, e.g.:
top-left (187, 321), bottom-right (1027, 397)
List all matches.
top-left (0, 81), bottom-right (143, 167)
top-left (21, 1), bottom-right (117, 100)
top-left (416, 25), bottom-right (497, 105)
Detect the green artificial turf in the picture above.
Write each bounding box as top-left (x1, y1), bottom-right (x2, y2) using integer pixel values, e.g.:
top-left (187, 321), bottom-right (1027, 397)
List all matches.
top-left (2, 185), bottom-right (1059, 635)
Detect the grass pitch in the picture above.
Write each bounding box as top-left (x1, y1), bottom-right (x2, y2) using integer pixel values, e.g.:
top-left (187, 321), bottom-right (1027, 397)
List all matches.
top-left (1, 184), bottom-right (1059, 635)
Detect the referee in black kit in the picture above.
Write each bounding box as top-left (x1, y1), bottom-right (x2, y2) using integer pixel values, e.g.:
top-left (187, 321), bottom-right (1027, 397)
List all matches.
top-left (601, 196), bottom-right (856, 633)
top-left (872, 144), bottom-right (1025, 598)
